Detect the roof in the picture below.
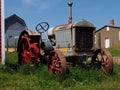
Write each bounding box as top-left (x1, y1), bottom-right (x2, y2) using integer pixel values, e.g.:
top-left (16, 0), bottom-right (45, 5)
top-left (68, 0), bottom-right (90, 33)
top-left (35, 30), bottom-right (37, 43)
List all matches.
top-left (5, 14), bottom-right (28, 29)
top-left (95, 25), bottom-right (120, 33)
top-left (73, 19), bottom-right (95, 27)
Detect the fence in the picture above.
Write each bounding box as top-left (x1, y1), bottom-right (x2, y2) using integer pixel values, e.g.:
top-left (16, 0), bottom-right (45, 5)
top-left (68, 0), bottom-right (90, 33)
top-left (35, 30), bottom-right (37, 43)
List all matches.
top-left (6, 38), bottom-right (17, 52)
top-left (113, 57), bottom-right (120, 64)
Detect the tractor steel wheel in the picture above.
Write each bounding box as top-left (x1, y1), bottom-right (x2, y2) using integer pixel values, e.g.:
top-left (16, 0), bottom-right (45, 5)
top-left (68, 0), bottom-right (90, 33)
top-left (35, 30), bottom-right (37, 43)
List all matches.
top-left (92, 49), bottom-right (113, 75)
top-left (48, 50), bottom-right (67, 75)
top-left (18, 35), bottom-right (31, 64)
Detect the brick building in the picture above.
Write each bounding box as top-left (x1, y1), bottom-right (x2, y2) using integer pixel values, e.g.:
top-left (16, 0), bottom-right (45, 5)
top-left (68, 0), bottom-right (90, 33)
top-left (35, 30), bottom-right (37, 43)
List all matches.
top-left (95, 20), bottom-right (120, 48)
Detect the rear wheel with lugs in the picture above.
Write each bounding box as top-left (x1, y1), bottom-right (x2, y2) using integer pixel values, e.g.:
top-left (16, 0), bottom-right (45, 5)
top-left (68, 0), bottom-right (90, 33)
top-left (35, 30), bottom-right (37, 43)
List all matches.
top-left (18, 35), bottom-right (31, 65)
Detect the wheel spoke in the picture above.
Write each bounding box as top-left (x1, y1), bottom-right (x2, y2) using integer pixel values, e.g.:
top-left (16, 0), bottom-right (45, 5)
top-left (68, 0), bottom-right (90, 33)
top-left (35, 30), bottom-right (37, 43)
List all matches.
top-left (54, 67), bottom-right (62, 73)
top-left (100, 52), bottom-right (104, 61)
top-left (50, 65), bottom-right (54, 69)
top-left (102, 60), bottom-right (108, 66)
top-left (96, 56), bottom-right (99, 61)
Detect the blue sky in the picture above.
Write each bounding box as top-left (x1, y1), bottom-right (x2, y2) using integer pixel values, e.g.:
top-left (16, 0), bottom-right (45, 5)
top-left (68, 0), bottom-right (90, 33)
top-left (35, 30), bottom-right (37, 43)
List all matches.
top-left (5, 0), bottom-right (120, 30)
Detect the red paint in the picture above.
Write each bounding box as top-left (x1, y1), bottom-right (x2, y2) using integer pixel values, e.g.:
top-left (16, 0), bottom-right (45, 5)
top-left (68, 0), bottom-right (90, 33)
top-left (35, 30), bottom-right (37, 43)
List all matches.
top-left (17, 31), bottom-right (40, 65)
top-left (0, 0), bottom-right (2, 61)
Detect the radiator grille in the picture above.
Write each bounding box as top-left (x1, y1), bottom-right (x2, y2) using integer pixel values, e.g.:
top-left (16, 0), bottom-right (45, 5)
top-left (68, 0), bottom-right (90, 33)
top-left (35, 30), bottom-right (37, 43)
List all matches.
top-left (75, 27), bottom-right (93, 50)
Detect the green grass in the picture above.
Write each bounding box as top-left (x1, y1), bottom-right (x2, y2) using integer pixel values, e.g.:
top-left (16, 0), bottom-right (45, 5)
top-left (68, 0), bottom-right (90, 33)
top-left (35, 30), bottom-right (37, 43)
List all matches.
top-left (0, 52), bottom-right (120, 90)
top-left (108, 48), bottom-right (120, 56)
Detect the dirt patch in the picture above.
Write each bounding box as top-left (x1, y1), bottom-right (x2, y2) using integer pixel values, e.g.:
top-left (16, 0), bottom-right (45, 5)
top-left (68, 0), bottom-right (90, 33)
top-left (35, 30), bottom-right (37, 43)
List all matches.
top-left (5, 48), bottom-right (16, 53)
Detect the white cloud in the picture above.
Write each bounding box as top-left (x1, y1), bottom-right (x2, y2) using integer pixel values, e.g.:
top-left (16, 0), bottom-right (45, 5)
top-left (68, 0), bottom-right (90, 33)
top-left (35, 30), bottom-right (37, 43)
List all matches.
top-left (22, 0), bottom-right (33, 4)
top-left (37, 1), bottom-right (50, 10)
top-left (22, 0), bottom-right (61, 10)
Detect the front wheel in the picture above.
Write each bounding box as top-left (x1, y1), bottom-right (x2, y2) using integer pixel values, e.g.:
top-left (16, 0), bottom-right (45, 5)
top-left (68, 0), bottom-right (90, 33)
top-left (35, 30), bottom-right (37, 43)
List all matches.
top-left (47, 50), bottom-right (68, 75)
top-left (92, 49), bottom-right (113, 75)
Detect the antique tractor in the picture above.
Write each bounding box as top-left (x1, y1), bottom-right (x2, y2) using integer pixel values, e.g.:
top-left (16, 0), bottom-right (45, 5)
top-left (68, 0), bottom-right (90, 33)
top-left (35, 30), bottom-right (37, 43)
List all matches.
top-left (17, 20), bottom-right (113, 75)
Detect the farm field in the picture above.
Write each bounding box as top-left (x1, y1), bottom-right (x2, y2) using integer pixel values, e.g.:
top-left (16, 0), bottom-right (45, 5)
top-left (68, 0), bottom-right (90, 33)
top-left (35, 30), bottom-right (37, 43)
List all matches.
top-left (0, 50), bottom-right (120, 90)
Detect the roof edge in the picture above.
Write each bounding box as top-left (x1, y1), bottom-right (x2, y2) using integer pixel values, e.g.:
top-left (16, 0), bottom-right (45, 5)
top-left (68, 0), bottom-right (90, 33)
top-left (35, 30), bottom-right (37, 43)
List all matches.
top-left (95, 25), bottom-right (120, 33)
top-left (5, 14), bottom-right (28, 29)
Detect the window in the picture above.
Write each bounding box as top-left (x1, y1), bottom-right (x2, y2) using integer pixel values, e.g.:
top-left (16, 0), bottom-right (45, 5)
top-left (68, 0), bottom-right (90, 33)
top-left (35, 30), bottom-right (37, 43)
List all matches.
top-left (119, 31), bottom-right (120, 40)
top-left (95, 35), bottom-right (96, 44)
top-left (106, 27), bottom-right (110, 31)
top-left (105, 37), bottom-right (110, 48)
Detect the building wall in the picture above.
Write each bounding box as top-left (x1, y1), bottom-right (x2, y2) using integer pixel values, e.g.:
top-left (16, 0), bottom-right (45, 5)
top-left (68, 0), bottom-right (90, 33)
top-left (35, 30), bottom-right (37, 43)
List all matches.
top-left (5, 17), bottom-right (27, 47)
top-left (5, 23), bottom-right (26, 46)
top-left (95, 26), bottom-right (120, 48)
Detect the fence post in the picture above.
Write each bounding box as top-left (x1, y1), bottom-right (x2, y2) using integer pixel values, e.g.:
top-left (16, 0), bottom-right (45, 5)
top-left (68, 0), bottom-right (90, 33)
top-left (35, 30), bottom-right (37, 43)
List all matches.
top-left (14, 38), bottom-right (17, 51)
top-left (6, 38), bottom-right (8, 52)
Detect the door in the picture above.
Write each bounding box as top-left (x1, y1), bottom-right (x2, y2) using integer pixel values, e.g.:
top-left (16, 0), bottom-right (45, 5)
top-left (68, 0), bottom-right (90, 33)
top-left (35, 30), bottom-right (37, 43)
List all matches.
top-left (105, 38), bottom-right (110, 48)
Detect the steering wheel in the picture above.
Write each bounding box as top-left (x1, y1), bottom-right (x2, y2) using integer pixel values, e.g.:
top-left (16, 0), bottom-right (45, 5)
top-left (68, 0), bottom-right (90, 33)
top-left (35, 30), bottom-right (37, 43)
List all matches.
top-left (36, 22), bottom-right (49, 33)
